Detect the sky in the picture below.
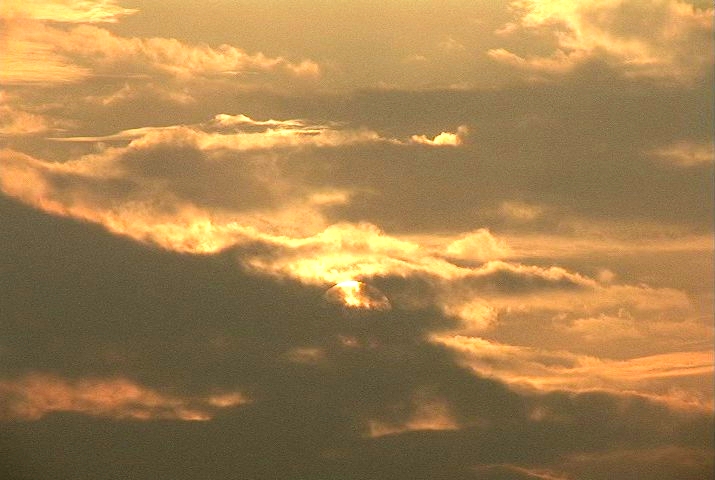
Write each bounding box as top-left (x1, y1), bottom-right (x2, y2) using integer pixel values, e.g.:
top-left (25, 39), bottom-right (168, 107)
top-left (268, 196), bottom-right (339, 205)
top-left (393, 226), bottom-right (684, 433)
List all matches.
top-left (0, 0), bottom-right (713, 478)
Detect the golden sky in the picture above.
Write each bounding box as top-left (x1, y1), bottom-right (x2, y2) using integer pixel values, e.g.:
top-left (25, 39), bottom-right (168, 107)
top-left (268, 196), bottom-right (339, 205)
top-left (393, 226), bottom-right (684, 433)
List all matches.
top-left (1, 1), bottom-right (713, 478)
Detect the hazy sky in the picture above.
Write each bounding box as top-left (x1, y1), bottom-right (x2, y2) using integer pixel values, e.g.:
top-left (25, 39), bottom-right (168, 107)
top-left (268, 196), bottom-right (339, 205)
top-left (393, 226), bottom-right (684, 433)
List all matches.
top-left (1, 1), bottom-right (713, 478)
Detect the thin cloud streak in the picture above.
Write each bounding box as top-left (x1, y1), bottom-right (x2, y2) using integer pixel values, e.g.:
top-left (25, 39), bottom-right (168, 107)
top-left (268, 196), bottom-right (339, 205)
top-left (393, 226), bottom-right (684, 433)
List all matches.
top-left (434, 334), bottom-right (713, 411)
top-left (0, 373), bottom-right (249, 421)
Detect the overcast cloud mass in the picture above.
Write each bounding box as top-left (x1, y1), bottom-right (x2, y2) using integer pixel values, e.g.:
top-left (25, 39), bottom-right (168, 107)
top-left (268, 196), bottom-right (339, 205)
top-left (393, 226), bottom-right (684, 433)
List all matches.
top-left (1, 1), bottom-right (713, 478)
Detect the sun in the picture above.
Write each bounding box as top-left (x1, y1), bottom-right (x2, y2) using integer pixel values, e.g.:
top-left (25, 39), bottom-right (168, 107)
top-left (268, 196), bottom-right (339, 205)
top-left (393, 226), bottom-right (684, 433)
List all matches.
top-left (324, 280), bottom-right (391, 312)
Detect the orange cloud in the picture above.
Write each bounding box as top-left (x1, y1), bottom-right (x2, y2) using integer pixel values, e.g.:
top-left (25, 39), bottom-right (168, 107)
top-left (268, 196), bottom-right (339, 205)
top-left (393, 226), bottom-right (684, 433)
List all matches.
top-left (0, 373), bottom-right (249, 421)
top-left (445, 228), bottom-right (511, 261)
top-left (324, 280), bottom-right (392, 311)
top-left (433, 334), bottom-right (714, 411)
top-left (366, 392), bottom-right (460, 438)
top-left (1, 12), bottom-right (320, 85)
top-left (648, 140), bottom-right (714, 167)
top-left (0, 92), bottom-right (56, 136)
top-left (0, 22), bottom-right (92, 84)
top-left (410, 125), bottom-right (468, 146)
top-left (0, 141), bottom-right (697, 334)
top-left (0, 0), bottom-right (137, 23)
top-left (491, 0), bottom-right (713, 81)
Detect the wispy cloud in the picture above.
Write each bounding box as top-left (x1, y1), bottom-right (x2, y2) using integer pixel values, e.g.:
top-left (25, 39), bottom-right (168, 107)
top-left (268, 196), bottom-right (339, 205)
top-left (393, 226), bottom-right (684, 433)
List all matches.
top-left (0, 0), bottom-right (137, 23)
top-left (648, 140), bottom-right (714, 167)
top-left (1, 7), bottom-right (320, 86)
top-left (434, 334), bottom-right (713, 411)
top-left (0, 373), bottom-right (249, 421)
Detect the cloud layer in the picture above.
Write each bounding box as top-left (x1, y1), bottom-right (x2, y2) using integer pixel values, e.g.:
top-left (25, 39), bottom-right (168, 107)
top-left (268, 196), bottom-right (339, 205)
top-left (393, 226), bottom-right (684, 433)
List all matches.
top-left (0, 1), bottom-right (712, 479)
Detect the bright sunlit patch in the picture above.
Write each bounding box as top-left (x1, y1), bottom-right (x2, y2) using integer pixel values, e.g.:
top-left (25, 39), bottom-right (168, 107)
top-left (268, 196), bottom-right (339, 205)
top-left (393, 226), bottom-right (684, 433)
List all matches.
top-left (324, 280), bottom-right (391, 312)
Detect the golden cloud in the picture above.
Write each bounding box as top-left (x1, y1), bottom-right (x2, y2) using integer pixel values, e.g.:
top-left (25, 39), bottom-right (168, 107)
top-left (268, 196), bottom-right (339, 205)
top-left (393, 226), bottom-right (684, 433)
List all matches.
top-left (409, 125), bottom-right (468, 146)
top-left (491, 0), bottom-right (714, 81)
top-left (0, 373), bottom-right (249, 421)
top-left (648, 140), bottom-right (714, 167)
top-left (0, 136), bottom-right (698, 336)
top-left (0, 112), bottom-right (703, 347)
top-left (0, 92), bottom-right (59, 136)
top-left (0, 0), bottom-right (137, 23)
top-left (0, 13), bottom-right (320, 85)
top-left (433, 334), bottom-right (714, 411)
top-left (366, 392), bottom-right (460, 438)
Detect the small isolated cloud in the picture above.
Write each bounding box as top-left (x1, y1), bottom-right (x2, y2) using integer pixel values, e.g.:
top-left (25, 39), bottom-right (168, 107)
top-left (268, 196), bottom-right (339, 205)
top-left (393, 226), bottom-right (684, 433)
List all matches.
top-left (410, 125), bottom-right (468, 146)
top-left (648, 140), bottom-right (714, 167)
top-left (499, 201), bottom-right (545, 221)
top-left (0, 373), bottom-right (249, 421)
top-left (438, 36), bottom-right (466, 52)
top-left (367, 393), bottom-right (459, 438)
top-left (403, 53), bottom-right (428, 63)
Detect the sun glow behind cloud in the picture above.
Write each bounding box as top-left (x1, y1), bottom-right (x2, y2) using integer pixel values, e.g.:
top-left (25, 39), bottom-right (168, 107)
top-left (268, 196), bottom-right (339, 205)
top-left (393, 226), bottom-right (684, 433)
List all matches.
top-left (0, 1), bottom-right (712, 478)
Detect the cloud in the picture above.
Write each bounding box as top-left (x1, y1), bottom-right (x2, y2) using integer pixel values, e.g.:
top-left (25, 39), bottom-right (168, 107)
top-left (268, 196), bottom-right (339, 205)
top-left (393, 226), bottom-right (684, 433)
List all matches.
top-left (445, 228), bottom-right (512, 261)
top-left (0, 373), bottom-right (248, 421)
top-left (409, 125), bottom-right (468, 146)
top-left (0, 17), bottom-right (320, 86)
top-left (473, 464), bottom-right (571, 480)
top-left (490, 0), bottom-right (714, 82)
top-left (0, 114), bottom-right (469, 260)
top-left (1, 191), bottom-right (711, 479)
top-left (475, 447), bottom-right (714, 480)
top-left (0, 0), bottom-right (137, 23)
top-left (434, 334), bottom-right (713, 411)
top-left (0, 91), bottom-right (62, 136)
top-left (50, 114), bottom-right (467, 151)
top-left (556, 446), bottom-right (714, 480)
top-left (56, 25), bottom-right (320, 81)
top-left (438, 36), bottom-right (466, 52)
top-left (367, 393), bottom-right (460, 438)
top-left (0, 2), bottom-right (712, 477)
top-left (84, 82), bottom-right (196, 106)
top-left (499, 201), bottom-right (545, 222)
top-left (648, 140), bottom-right (714, 167)
top-left (0, 132), bottom-right (697, 338)
top-left (0, 22), bottom-right (92, 84)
